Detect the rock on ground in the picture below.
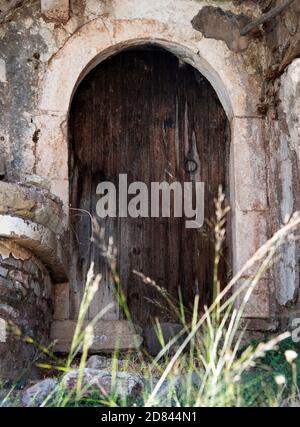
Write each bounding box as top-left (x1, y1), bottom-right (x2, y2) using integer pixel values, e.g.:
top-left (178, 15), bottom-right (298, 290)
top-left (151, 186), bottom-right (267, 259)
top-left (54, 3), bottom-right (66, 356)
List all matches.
top-left (63, 368), bottom-right (143, 398)
top-left (22, 378), bottom-right (58, 407)
top-left (21, 366), bottom-right (202, 406)
top-left (86, 355), bottom-right (124, 370)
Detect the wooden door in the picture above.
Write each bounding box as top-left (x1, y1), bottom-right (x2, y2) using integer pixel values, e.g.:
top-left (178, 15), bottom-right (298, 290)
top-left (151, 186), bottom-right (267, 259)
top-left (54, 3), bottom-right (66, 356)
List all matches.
top-left (69, 49), bottom-right (230, 327)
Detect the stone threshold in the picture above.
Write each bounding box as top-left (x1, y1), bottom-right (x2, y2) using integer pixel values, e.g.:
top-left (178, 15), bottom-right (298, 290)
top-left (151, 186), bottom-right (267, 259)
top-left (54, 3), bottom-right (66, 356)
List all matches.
top-left (51, 320), bottom-right (143, 353)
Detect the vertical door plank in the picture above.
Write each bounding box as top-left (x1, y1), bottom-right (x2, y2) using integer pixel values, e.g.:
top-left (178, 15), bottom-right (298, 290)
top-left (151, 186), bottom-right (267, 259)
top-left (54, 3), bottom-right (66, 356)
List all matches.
top-left (69, 50), bottom-right (230, 325)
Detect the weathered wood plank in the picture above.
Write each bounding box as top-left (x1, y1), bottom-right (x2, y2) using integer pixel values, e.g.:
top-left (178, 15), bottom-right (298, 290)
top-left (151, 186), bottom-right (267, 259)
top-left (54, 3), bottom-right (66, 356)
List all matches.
top-left (69, 50), bottom-right (230, 327)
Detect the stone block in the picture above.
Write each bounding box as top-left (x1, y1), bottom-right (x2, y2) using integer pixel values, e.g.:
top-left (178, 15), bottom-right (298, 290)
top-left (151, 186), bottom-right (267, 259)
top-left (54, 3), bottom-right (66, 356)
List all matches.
top-left (231, 117), bottom-right (268, 212)
top-left (63, 368), bottom-right (143, 398)
top-left (34, 114), bottom-right (68, 183)
top-left (53, 282), bottom-right (69, 320)
top-left (240, 318), bottom-right (279, 332)
top-left (0, 182), bottom-right (35, 217)
top-left (51, 320), bottom-right (143, 352)
top-left (8, 269), bottom-right (29, 288)
top-left (22, 378), bottom-right (58, 407)
top-left (236, 278), bottom-right (270, 319)
top-left (24, 174), bottom-right (51, 191)
top-left (0, 303), bottom-right (19, 319)
top-left (41, 0), bottom-right (69, 23)
top-left (0, 181), bottom-right (66, 235)
top-left (0, 215), bottom-right (67, 283)
top-left (0, 266), bottom-right (8, 278)
top-left (50, 180), bottom-right (69, 210)
top-left (232, 210), bottom-right (269, 277)
top-left (86, 355), bottom-right (125, 370)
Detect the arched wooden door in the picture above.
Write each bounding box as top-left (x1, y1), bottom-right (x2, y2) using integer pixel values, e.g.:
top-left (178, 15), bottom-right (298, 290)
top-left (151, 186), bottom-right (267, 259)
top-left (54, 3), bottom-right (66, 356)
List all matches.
top-left (69, 49), bottom-right (230, 327)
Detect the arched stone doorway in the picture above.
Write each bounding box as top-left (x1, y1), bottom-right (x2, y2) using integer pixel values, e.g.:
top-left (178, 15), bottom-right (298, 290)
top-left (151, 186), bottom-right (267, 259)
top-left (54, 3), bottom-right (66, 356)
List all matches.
top-left (68, 47), bottom-right (230, 327)
top-left (37, 18), bottom-right (270, 344)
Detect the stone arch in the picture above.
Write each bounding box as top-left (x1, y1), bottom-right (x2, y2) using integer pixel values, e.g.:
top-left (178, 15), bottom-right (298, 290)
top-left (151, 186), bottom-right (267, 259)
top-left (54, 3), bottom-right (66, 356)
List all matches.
top-left (36, 18), bottom-right (261, 202)
top-left (35, 17), bottom-right (270, 318)
top-left (39, 18), bottom-right (261, 118)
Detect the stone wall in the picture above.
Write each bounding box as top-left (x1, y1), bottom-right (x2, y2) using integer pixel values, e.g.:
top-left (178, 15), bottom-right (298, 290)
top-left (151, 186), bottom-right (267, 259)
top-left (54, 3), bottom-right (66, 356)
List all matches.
top-left (190, 0), bottom-right (300, 329)
top-left (258, 1), bottom-right (300, 327)
top-left (259, 0), bottom-right (300, 78)
top-left (264, 58), bottom-right (300, 330)
top-left (0, 180), bottom-right (66, 382)
top-left (0, 0), bottom-right (265, 204)
top-left (0, 0), bottom-right (299, 379)
top-left (0, 240), bottom-right (53, 384)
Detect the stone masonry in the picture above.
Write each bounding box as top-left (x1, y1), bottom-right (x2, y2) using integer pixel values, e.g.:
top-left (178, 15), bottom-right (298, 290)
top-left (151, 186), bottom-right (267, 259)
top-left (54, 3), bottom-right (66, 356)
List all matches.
top-left (0, 240), bottom-right (53, 383)
top-left (0, 0), bottom-right (299, 381)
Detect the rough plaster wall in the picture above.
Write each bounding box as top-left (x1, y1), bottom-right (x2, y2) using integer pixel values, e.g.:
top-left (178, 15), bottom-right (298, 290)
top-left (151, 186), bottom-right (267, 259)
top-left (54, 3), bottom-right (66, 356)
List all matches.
top-left (0, 0), bottom-right (21, 21)
top-left (0, 1), bottom-right (50, 181)
top-left (0, 0), bottom-right (83, 181)
top-left (194, 2), bottom-right (300, 317)
top-left (280, 60), bottom-right (300, 167)
top-left (191, 6), bottom-right (255, 52)
top-left (260, 2), bottom-right (300, 313)
top-left (259, 0), bottom-right (300, 77)
top-left (0, 0), bottom-right (266, 184)
top-left (274, 59), bottom-right (300, 308)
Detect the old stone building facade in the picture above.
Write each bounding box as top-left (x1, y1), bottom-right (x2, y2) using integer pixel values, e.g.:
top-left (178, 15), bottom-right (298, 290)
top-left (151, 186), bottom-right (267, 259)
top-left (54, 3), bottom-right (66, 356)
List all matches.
top-left (0, 0), bottom-right (299, 381)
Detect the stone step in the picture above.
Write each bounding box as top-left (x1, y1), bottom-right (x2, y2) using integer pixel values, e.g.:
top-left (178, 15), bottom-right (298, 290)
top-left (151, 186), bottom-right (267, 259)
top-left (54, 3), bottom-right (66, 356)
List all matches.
top-left (50, 320), bottom-right (143, 353)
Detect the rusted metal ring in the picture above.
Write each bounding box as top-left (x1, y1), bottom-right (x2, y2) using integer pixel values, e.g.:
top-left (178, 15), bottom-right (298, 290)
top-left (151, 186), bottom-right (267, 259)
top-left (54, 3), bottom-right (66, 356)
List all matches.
top-left (184, 158), bottom-right (198, 173)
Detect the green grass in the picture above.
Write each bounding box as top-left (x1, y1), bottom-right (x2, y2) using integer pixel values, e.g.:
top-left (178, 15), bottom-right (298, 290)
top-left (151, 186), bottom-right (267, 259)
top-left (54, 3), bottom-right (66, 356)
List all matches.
top-left (236, 337), bottom-right (299, 406)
